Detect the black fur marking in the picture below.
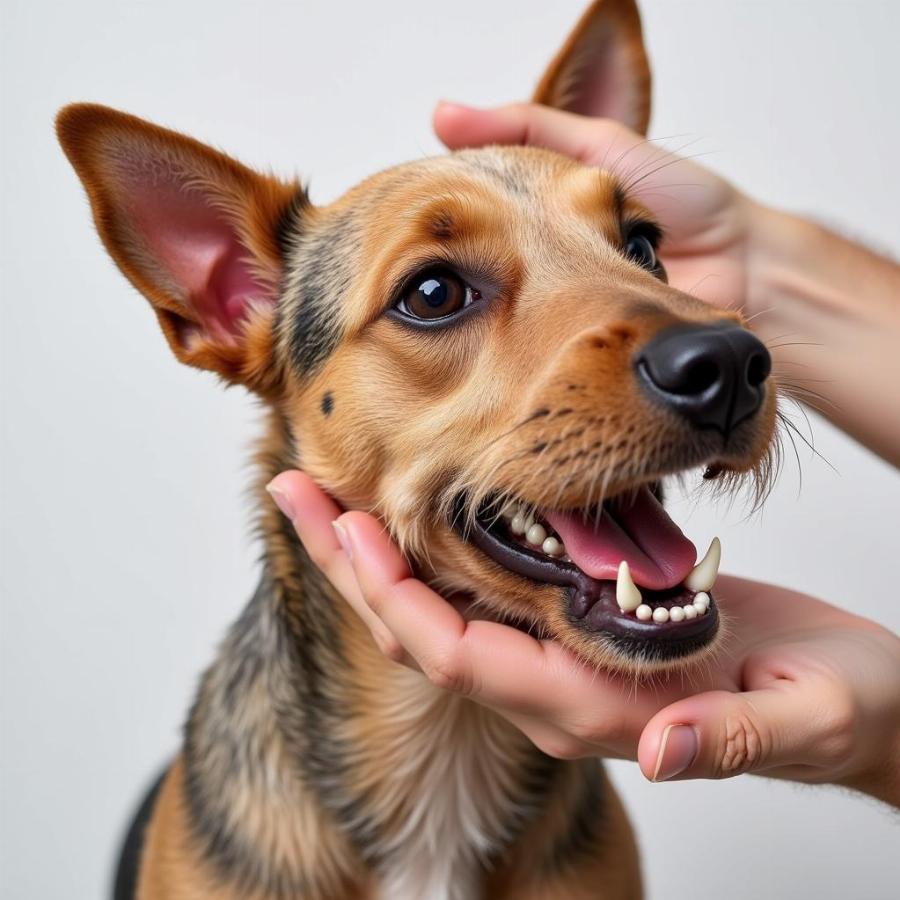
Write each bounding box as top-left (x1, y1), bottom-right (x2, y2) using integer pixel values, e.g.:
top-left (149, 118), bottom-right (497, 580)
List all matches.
top-left (274, 185), bottom-right (312, 256)
top-left (112, 767), bottom-right (168, 900)
top-left (429, 211), bottom-right (454, 239)
top-left (321, 391), bottom-right (334, 416)
top-left (283, 211), bottom-right (356, 377)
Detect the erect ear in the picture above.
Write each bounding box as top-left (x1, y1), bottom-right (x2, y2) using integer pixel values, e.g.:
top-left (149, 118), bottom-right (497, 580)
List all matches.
top-left (532, 0), bottom-right (652, 135)
top-left (56, 103), bottom-right (307, 393)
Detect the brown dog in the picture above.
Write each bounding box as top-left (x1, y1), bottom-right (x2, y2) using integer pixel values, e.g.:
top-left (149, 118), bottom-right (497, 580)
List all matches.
top-left (57, 1), bottom-right (777, 897)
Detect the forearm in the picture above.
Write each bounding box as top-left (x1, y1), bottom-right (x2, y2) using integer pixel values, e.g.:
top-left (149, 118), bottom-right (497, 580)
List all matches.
top-left (747, 205), bottom-right (900, 466)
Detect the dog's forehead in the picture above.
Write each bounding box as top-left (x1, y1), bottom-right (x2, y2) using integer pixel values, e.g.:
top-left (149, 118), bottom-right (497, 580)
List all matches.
top-left (367, 145), bottom-right (614, 216)
top-left (278, 146), bottom-right (639, 377)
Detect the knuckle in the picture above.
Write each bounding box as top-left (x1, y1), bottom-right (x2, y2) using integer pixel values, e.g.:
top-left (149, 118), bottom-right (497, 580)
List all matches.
top-left (423, 656), bottom-right (468, 696)
top-left (569, 717), bottom-right (615, 747)
top-left (713, 705), bottom-right (768, 778)
top-left (375, 632), bottom-right (405, 665)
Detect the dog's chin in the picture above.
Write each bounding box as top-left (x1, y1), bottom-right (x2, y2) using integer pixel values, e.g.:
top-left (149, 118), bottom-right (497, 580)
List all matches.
top-left (445, 484), bottom-right (725, 673)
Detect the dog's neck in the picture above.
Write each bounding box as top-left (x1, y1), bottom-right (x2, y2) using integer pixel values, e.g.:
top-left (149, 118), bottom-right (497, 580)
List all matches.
top-left (181, 410), bottom-right (576, 900)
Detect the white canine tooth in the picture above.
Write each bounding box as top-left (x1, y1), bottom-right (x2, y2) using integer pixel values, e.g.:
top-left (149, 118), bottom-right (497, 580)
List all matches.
top-left (693, 591), bottom-right (710, 614)
top-left (683, 604), bottom-right (698, 620)
top-left (636, 604), bottom-right (653, 621)
top-left (684, 537), bottom-right (721, 593)
top-left (652, 606), bottom-right (670, 623)
top-left (542, 536), bottom-right (563, 556)
top-left (616, 561), bottom-right (643, 612)
top-left (669, 606), bottom-right (685, 623)
top-left (500, 501), bottom-right (518, 520)
top-left (526, 523), bottom-right (547, 546)
top-left (510, 513), bottom-right (526, 535)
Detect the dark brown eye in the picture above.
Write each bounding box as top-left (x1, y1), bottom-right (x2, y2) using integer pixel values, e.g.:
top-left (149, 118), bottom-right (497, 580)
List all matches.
top-left (624, 233), bottom-right (658, 271)
top-left (397, 270), bottom-right (478, 320)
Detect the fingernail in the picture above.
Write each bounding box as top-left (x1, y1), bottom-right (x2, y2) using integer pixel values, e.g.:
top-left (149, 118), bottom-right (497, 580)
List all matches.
top-left (652, 724), bottom-right (698, 782)
top-left (266, 481), bottom-right (295, 520)
top-left (332, 519), bottom-right (353, 562)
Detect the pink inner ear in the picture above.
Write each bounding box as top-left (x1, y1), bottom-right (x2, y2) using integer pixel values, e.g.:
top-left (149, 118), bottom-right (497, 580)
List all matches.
top-left (567, 33), bottom-right (639, 125)
top-left (126, 169), bottom-right (273, 346)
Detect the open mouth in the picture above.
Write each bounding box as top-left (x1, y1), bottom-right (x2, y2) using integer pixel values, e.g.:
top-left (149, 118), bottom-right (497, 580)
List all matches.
top-left (461, 486), bottom-right (721, 657)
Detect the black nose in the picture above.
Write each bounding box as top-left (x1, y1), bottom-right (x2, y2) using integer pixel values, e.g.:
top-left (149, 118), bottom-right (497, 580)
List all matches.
top-left (635, 323), bottom-right (771, 435)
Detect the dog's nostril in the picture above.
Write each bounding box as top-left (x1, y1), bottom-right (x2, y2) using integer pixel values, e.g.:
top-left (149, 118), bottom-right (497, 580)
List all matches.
top-left (635, 323), bottom-right (770, 435)
top-left (746, 350), bottom-right (771, 388)
top-left (679, 358), bottom-right (720, 396)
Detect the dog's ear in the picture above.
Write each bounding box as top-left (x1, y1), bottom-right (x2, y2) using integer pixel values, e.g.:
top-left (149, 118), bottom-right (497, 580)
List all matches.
top-left (56, 103), bottom-right (307, 393)
top-left (532, 0), bottom-right (651, 135)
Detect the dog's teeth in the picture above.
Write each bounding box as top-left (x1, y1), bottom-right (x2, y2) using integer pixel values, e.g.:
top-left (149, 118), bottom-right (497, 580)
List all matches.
top-left (510, 513), bottom-right (527, 535)
top-left (669, 606), bottom-right (685, 623)
top-left (636, 604), bottom-right (653, 621)
top-left (542, 536), bottom-right (563, 556)
top-left (684, 537), bottom-right (721, 592)
top-left (616, 561), bottom-right (642, 612)
top-left (693, 592), bottom-right (710, 614)
top-left (526, 523), bottom-right (547, 546)
top-left (683, 604), bottom-right (698, 620)
top-left (500, 501), bottom-right (518, 520)
top-left (652, 606), bottom-right (670, 624)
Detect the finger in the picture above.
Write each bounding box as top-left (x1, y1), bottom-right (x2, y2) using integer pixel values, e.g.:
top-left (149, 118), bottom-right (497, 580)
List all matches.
top-left (336, 510), bottom-right (675, 746)
top-left (266, 472), bottom-right (404, 660)
top-left (637, 677), bottom-right (850, 782)
top-left (433, 101), bottom-right (647, 170)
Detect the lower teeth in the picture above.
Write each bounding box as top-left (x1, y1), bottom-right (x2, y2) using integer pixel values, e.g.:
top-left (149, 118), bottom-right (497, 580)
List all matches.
top-left (634, 598), bottom-right (708, 624)
top-left (501, 500), bottom-right (710, 624)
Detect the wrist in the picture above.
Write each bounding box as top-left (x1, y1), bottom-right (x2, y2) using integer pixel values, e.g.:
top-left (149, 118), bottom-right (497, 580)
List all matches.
top-left (740, 200), bottom-right (900, 462)
top-left (837, 625), bottom-right (900, 809)
top-left (842, 723), bottom-right (900, 809)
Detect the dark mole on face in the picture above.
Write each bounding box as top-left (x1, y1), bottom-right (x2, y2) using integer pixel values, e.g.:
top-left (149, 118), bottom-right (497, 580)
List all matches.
top-left (321, 392), bottom-right (334, 416)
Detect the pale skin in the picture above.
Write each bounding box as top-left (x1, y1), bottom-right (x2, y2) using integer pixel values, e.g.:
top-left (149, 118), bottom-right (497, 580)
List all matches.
top-left (268, 102), bottom-right (900, 808)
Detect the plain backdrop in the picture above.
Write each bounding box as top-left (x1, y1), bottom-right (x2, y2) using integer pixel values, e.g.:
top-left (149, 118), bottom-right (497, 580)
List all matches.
top-left (2, 0), bottom-right (900, 897)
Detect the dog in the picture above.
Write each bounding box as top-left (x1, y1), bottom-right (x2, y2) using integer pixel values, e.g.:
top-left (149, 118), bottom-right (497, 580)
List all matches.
top-left (57, 1), bottom-right (777, 897)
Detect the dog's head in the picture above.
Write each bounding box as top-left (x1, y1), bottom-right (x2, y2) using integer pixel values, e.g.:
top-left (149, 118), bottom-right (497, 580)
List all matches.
top-left (58, 0), bottom-right (777, 673)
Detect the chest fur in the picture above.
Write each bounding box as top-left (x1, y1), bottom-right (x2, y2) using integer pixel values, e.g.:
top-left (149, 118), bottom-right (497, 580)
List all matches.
top-left (352, 671), bottom-right (542, 900)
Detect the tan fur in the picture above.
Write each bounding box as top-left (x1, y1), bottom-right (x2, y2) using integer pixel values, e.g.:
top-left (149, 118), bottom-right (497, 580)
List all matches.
top-left (57, 3), bottom-right (778, 898)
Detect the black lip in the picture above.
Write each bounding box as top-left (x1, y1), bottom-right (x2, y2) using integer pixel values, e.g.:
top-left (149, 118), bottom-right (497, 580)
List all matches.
top-left (455, 499), bottom-right (719, 658)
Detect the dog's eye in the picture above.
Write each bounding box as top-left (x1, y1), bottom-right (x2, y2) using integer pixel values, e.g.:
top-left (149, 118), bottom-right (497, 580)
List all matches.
top-left (396, 270), bottom-right (479, 320)
top-left (624, 233), bottom-right (658, 271)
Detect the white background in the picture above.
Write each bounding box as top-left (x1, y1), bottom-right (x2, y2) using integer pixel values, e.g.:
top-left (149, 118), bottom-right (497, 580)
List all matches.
top-left (2, 1), bottom-right (899, 897)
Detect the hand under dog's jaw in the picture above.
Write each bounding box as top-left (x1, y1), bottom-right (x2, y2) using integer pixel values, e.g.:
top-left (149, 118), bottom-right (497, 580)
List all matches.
top-left (453, 485), bottom-right (722, 664)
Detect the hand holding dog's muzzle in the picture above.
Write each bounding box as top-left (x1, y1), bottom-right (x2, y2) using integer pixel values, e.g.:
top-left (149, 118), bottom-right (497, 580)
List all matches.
top-left (267, 471), bottom-right (900, 806)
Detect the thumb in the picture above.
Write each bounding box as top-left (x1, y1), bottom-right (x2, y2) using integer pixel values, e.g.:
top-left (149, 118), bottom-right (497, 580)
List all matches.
top-left (638, 683), bottom-right (829, 782)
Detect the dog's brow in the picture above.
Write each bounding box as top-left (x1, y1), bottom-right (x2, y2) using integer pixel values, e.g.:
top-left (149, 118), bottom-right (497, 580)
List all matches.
top-left (404, 194), bottom-right (503, 245)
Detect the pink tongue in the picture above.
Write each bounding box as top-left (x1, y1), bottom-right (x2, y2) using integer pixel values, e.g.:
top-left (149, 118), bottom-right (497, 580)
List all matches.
top-left (544, 487), bottom-right (696, 590)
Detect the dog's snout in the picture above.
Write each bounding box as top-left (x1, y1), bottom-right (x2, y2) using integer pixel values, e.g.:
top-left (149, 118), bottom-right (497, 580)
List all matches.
top-left (635, 323), bottom-right (771, 435)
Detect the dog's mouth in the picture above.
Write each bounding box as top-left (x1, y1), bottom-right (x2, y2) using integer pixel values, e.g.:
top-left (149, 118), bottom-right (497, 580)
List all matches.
top-left (458, 485), bottom-right (720, 657)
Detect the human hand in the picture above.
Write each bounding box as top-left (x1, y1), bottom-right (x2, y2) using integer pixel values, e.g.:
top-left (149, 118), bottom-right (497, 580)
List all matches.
top-left (267, 470), bottom-right (900, 807)
top-left (433, 100), bottom-right (773, 317)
